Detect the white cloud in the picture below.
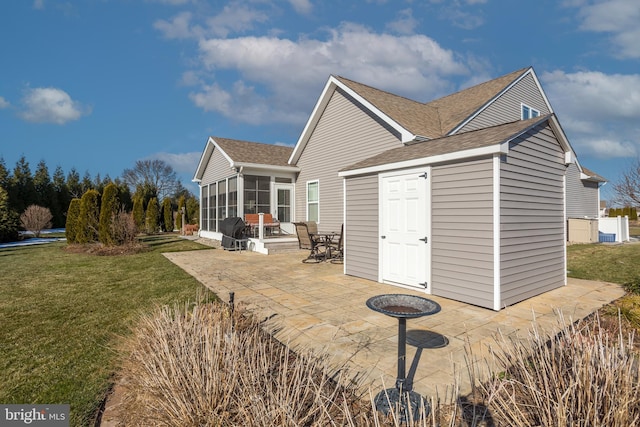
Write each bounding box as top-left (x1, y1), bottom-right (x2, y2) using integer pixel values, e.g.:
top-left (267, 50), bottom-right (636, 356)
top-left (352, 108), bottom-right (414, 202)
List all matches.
top-left (154, 4), bottom-right (269, 40)
top-left (386, 8), bottom-right (419, 35)
top-left (288, 0), bottom-right (313, 15)
top-left (154, 11), bottom-right (200, 39)
top-left (19, 87), bottom-right (90, 124)
top-left (33, 0), bottom-right (44, 10)
top-left (571, 0), bottom-right (640, 58)
top-left (542, 70), bottom-right (640, 158)
top-left (150, 151), bottom-right (202, 174)
top-left (0, 97), bottom-right (9, 109)
top-left (189, 23), bottom-right (469, 125)
top-left (205, 4), bottom-right (269, 37)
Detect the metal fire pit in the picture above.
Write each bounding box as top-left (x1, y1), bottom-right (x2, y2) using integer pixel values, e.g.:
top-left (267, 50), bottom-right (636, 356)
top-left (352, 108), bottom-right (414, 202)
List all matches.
top-left (366, 294), bottom-right (441, 421)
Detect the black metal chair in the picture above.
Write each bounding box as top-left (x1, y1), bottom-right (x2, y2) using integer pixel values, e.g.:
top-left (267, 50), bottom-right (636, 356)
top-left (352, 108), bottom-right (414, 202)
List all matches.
top-left (293, 222), bottom-right (327, 263)
top-left (329, 224), bottom-right (344, 264)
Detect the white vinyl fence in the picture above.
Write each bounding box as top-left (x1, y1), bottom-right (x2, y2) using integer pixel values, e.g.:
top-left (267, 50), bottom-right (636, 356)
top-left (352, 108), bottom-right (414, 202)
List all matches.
top-left (598, 216), bottom-right (630, 242)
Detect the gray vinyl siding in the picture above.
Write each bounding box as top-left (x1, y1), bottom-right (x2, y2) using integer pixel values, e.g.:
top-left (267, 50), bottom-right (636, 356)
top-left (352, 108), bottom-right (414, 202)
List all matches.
top-left (344, 174), bottom-right (378, 281)
top-left (201, 148), bottom-right (233, 185)
top-left (431, 157), bottom-right (495, 309)
top-left (458, 73), bottom-right (551, 133)
top-left (500, 123), bottom-right (566, 307)
top-left (566, 162), bottom-right (599, 218)
top-left (294, 88), bottom-right (402, 232)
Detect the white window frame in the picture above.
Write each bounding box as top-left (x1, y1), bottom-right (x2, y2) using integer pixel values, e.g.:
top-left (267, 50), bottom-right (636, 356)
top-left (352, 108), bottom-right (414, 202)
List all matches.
top-left (306, 180), bottom-right (319, 223)
top-left (521, 103), bottom-right (540, 120)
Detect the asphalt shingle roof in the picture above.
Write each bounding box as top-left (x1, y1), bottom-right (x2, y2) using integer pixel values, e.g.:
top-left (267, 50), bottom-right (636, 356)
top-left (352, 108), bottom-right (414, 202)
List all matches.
top-left (341, 115), bottom-right (550, 172)
top-left (335, 68), bottom-right (529, 139)
top-left (212, 137), bottom-right (293, 167)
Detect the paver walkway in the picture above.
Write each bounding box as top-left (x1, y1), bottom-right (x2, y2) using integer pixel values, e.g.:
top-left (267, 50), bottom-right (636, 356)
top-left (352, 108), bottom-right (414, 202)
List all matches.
top-left (163, 245), bottom-right (625, 399)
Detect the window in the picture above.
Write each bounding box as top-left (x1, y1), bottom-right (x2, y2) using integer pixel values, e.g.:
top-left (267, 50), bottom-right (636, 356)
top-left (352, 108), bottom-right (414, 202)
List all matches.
top-left (244, 175), bottom-right (270, 214)
top-left (521, 104), bottom-right (540, 120)
top-left (228, 177), bottom-right (237, 218)
top-left (209, 182), bottom-right (216, 232)
top-left (307, 180), bottom-right (319, 222)
top-left (201, 185), bottom-right (208, 231)
top-left (217, 179), bottom-right (226, 223)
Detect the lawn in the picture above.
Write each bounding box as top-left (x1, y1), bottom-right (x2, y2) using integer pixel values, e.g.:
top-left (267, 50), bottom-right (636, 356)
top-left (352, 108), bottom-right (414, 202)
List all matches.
top-left (0, 235), bottom-right (213, 426)
top-left (567, 242), bottom-right (640, 284)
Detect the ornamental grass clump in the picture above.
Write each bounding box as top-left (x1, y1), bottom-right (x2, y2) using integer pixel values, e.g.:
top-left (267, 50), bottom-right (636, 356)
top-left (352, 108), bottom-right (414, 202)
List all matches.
top-left (117, 301), bottom-right (371, 426)
top-left (482, 313), bottom-right (640, 426)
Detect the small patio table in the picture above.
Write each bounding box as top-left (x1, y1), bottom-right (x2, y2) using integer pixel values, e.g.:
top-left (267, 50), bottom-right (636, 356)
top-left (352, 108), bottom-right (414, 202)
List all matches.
top-left (310, 231), bottom-right (338, 261)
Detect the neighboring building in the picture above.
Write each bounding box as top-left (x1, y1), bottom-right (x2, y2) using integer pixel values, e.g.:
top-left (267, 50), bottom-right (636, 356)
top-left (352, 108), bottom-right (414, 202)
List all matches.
top-left (193, 66), bottom-right (604, 310)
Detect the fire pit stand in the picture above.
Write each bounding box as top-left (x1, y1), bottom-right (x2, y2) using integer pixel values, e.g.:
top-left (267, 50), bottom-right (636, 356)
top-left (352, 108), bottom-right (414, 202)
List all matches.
top-left (366, 294), bottom-right (441, 422)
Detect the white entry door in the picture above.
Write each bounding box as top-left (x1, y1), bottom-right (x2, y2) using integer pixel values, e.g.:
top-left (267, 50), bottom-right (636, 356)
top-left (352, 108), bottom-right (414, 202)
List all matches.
top-left (274, 184), bottom-right (295, 234)
top-left (380, 169), bottom-right (429, 290)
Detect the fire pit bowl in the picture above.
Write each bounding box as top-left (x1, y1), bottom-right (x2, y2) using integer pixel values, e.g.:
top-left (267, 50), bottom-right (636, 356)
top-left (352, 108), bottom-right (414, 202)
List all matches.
top-left (366, 294), bottom-right (441, 319)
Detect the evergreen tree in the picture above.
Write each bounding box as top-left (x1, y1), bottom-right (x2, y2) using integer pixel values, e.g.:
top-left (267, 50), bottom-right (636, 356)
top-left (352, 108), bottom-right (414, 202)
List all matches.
top-left (81, 171), bottom-right (93, 195)
top-left (9, 156), bottom-right (37, 214)
top-left (145, 197), bottom-right (159, 234)
top-left (176, 195), bottom-right (185, 231)
top-left (132, 196), bottom-right (144, 232)
top-left (162, 197), bottom-right (173, 232)
top-left (631, 207), bottom-right (638, 221)
top-left (185, 195), bottom-right (199, 225)
top-left (0, 157), bottom-right (9, 190)
top-left (114, 179), bottom-right (133, 212)
top-left (623, 206), bottom-right (631, 217)
top-left (52, 166), bottom-right (69, 228)
top-left (0, 186), bottom-right (20, 243)
top-left (99, 183), bottom-right (119, 245)
top-left (65, 198), bottom-right (81, 243)
top-left (77, 189), bottom-right (100, 243)
top-left (67, 168), bottom-right (82, 199)
top-left (33, 160), bottom-right (56, 220)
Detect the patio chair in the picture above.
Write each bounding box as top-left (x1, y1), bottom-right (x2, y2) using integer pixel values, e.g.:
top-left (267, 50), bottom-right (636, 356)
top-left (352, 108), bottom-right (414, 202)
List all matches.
top-left (293, 222), bottom-right (327, 263)
top-left (329, 224), bottom-right (344, 264)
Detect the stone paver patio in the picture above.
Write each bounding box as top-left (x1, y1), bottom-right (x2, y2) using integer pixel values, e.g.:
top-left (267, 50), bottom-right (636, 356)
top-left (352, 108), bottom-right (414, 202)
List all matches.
top-left (164, 244), bottom-right (625, 399)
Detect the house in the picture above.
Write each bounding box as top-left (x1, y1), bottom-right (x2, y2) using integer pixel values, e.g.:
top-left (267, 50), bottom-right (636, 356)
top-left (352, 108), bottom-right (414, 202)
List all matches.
top-left (193, 66), bottom-right (603, 310)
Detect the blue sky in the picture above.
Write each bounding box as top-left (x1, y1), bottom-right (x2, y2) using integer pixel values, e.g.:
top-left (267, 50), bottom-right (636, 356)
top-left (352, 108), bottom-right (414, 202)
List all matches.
top-left (0, 0), bottom-right (638, 202)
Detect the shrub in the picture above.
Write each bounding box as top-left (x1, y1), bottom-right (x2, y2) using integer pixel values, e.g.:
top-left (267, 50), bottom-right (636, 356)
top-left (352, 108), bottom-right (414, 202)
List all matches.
top-left (111, 209), bottom-right (137, 245)
top-left (176, 195), bottom-right (185, 231)
top-left (132, 196), bottom-right (144, 232)
top-left (631, 207), bottom-right (638, 221)
top-left (77, 189), bottom-right (100, 243)
top-left (162, 197), bottom-right (172, 232)
top-left (20, 205), bottom-right (53, 238)
top-left (145, 197), bottom-right (159, 234)
top-left (0, 186), bottom-right (19, 243)
top-left (65, 198), bottom-right (81, 243)
top-left (98, 183), bottom-right (119, 245)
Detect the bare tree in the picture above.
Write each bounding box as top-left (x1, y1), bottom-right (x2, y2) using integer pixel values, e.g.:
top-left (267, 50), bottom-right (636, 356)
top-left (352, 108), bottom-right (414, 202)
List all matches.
top-left (122, 160), bottom-right (178, 201)
top-left (612, 159), bottom-right (640, 207)
top-left (20, 205), bottom-right (52, 238)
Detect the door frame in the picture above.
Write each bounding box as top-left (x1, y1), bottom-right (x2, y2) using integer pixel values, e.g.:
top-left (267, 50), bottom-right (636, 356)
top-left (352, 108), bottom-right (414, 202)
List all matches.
top-left (274, 183), bottom-right (295, 235)
top-left (378, 167), bottom-right (432, 293)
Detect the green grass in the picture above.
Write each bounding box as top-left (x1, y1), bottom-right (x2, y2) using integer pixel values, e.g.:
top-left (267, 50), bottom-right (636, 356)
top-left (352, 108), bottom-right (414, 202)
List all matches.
top-left (567, 242), bottom-right (640, 284)
top-left (0, 235), bottom-right (213, 426)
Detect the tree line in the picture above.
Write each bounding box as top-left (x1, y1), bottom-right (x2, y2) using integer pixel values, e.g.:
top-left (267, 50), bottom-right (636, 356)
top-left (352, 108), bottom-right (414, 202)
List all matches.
top-left (0, 156), bottom-right (199, 243)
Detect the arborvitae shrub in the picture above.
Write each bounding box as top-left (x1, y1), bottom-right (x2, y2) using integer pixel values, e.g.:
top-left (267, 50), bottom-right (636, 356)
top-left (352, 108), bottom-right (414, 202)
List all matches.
top-left (623, 206), bottom-right (631, 218)
top-left (162, 198), bottom-right (172, 232)
top-left (176, 195), bottom-right (185, 231)
top-left (631, 207), bottom-right (638, 221)
top-left (99, 183), bottom-right (119, 245)
top-left (133, 196), bottom-right (144, 232)
top-left (65, 198), bottom-right (81, 243)
top-left (77, 189), bottom-right (100, 243)
top-left (145, 197), bottom-right (159, 234)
